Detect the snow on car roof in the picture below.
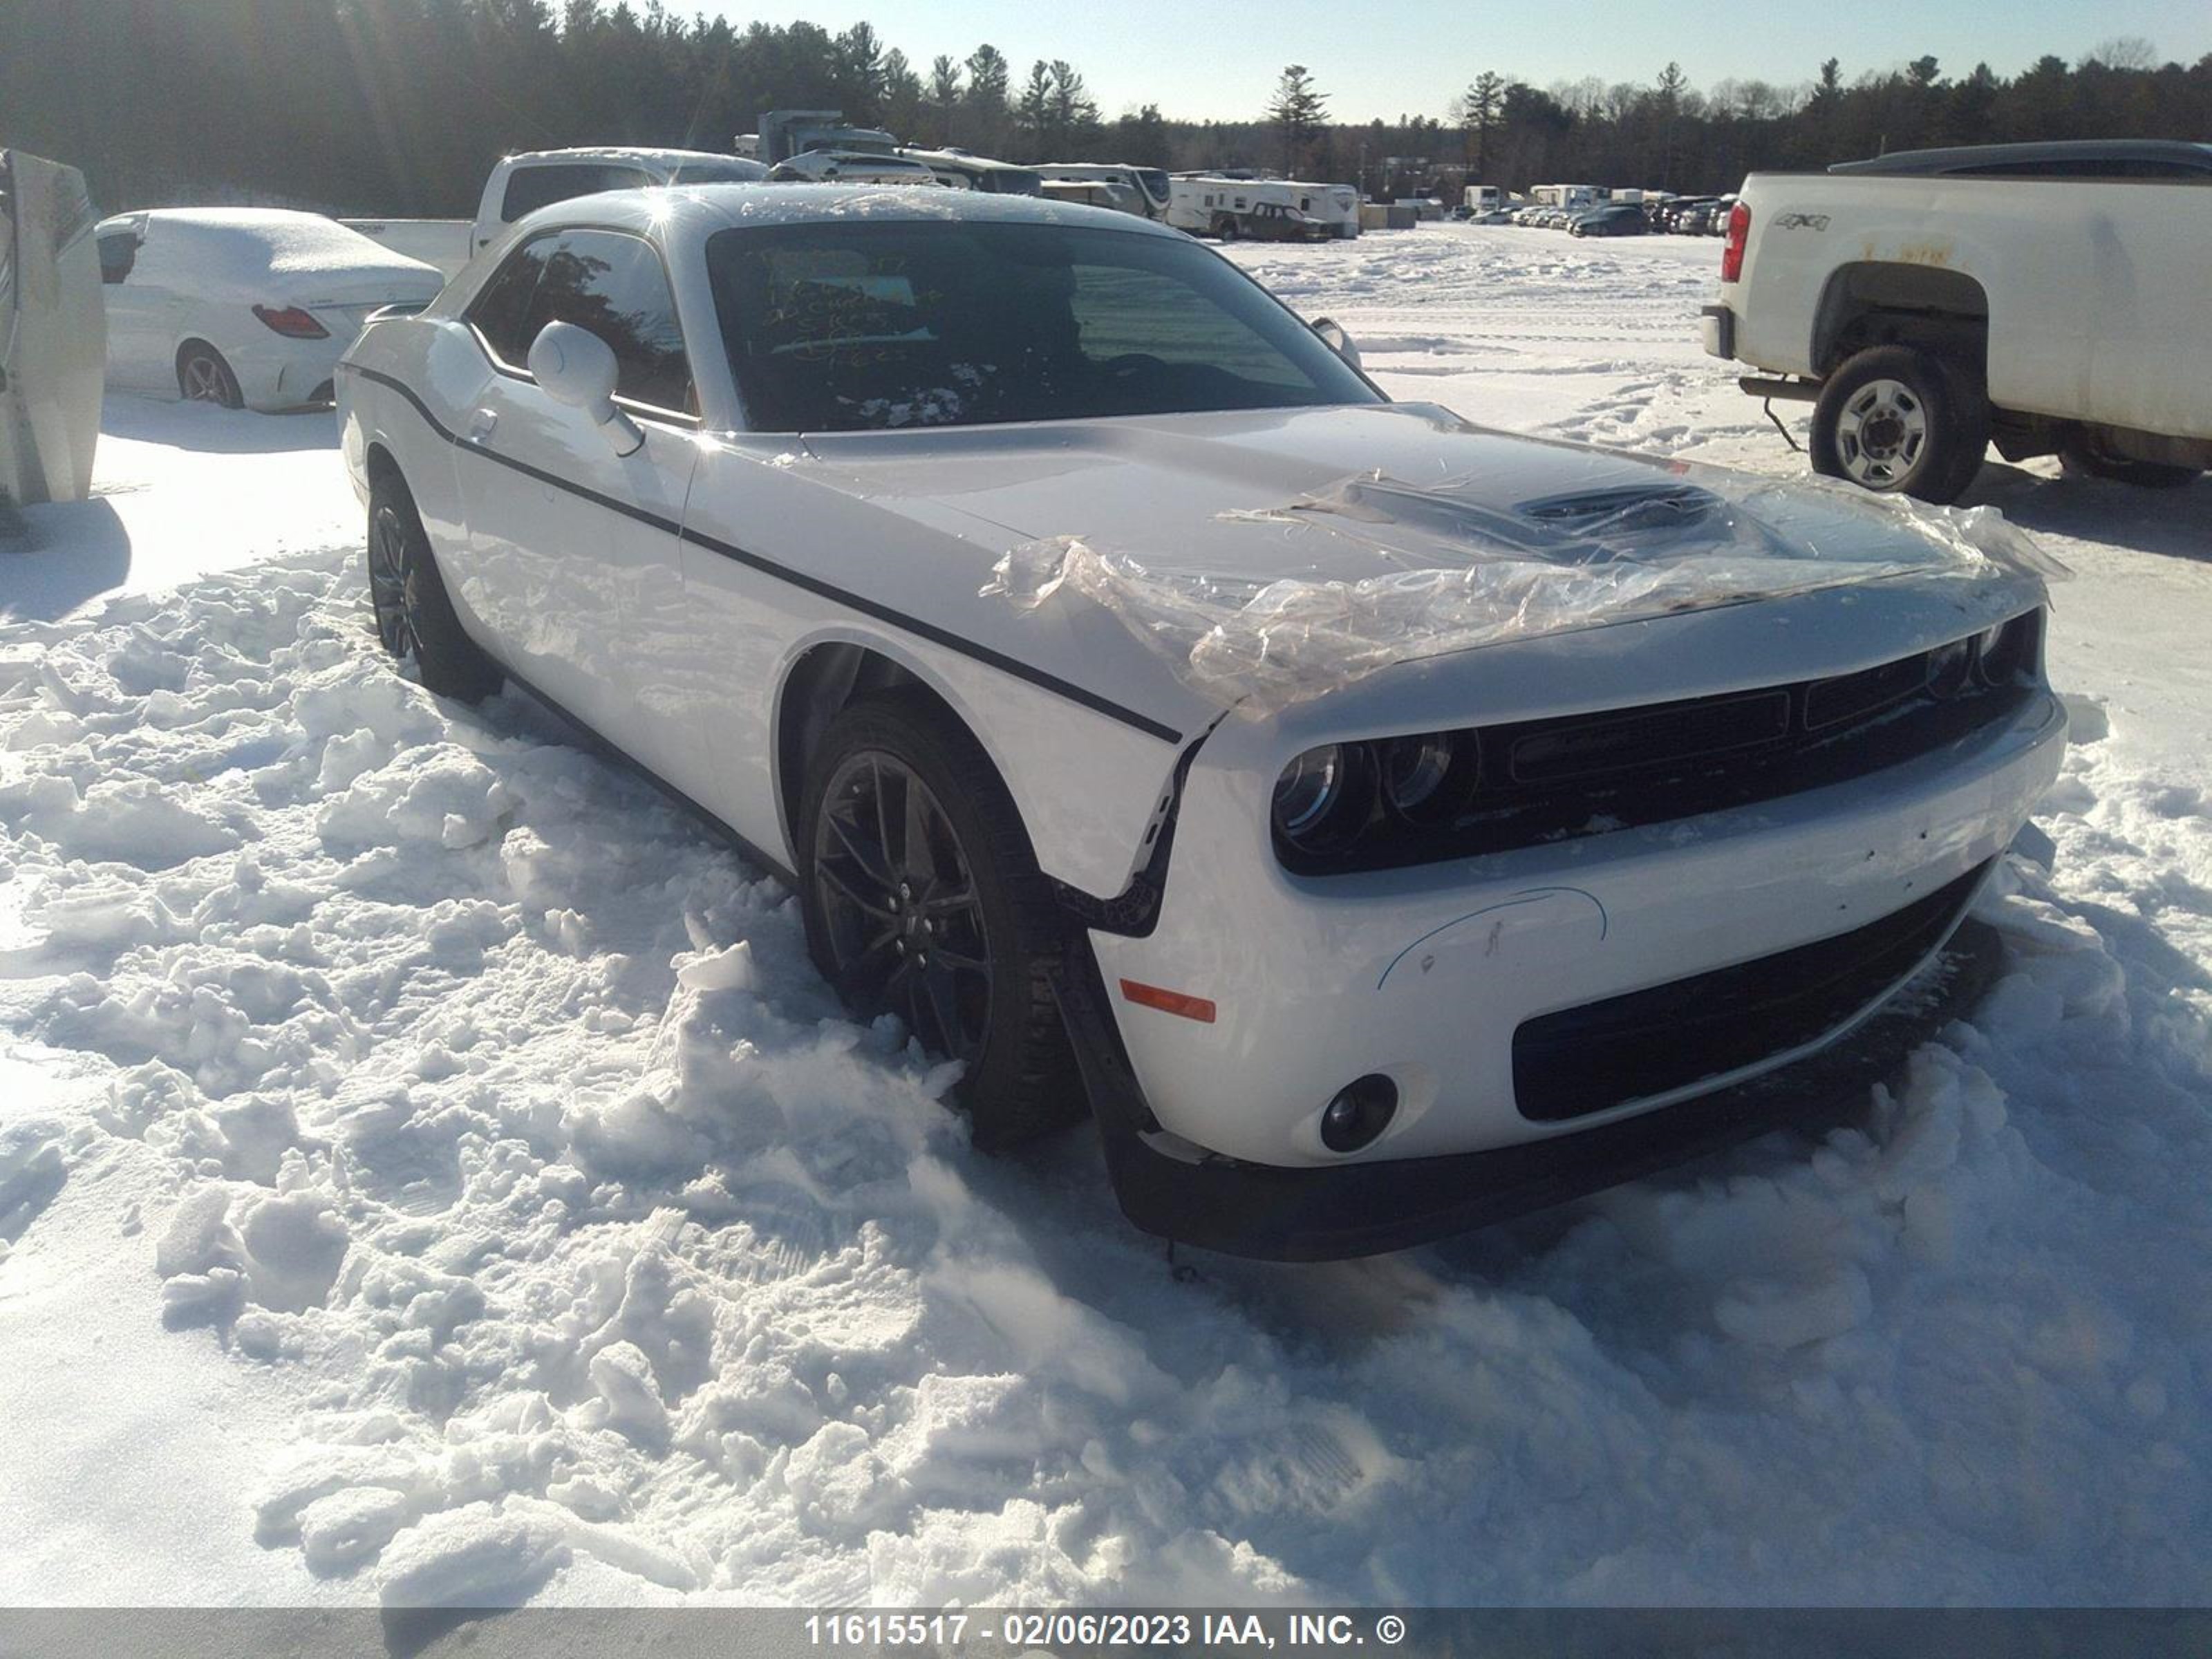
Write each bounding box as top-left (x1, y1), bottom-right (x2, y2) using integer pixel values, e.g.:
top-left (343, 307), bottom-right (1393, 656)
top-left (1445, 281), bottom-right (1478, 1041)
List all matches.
top-left (552, 182), bottom-right (1187, 241)
top-left (99, 207), bottom-right (438, 282)
top-left (500, 144), bottom-right (768, 171)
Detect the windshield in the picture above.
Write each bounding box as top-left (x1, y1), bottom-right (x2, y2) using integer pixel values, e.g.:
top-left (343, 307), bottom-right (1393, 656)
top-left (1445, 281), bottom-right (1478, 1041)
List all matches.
top-left (707, 220), bottom-right (1376, 432)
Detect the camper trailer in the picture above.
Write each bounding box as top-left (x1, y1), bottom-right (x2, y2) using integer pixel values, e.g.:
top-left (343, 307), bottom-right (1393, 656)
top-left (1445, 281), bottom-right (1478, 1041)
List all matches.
top-left (1035, 164), bottom-right (1173, 219)
top-left (1463, 184), bottom-right (1506, 213)
top-left (1530, 183), bottom-right (1603, 212)
top-left (899, 150), bottom-right (1042, 194)
top-left (1168, 176), bottom-right (1360, 240)
top-left (1038, 178), bottom-right (1147, 216)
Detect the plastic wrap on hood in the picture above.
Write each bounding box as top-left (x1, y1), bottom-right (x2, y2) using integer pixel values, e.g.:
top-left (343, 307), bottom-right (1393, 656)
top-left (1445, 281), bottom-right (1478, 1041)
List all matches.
top-left (982, 462), bottom-right (2066, 717)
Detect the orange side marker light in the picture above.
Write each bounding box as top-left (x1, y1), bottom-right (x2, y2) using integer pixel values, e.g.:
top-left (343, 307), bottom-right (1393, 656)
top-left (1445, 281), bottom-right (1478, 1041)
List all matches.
top-left (1118, 980), bottom-right (1218, 1024)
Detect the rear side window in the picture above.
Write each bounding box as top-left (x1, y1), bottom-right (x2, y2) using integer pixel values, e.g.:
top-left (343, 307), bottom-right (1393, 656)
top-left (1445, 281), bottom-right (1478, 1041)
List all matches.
top-left (498, 162), bottom-right (654, 224)
top-left (465, 236), bottom-right (552, 365)
top-left (466, 227), bottom-right (695, 415)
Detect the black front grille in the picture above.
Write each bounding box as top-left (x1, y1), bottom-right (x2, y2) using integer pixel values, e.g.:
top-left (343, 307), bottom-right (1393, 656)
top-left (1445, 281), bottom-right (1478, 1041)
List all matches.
top-left (1276, 612), bottom-right (2041, 874)
top-left (1511, 861), bottom-right (1989, 1123)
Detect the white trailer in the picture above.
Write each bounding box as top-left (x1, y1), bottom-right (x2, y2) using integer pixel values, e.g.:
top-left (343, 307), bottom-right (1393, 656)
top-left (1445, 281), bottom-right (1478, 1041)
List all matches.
top-left (1530, 183), bottom-right (1602, 212)
top-left (1463, 184), bottom-right (1506, 213)
top-left (1168, 176), bottom-right (1360, 239)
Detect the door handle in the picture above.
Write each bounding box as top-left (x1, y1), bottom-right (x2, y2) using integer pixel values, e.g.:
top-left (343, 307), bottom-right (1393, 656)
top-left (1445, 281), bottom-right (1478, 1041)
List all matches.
top-left (467, 406), bottom-right (498, 441)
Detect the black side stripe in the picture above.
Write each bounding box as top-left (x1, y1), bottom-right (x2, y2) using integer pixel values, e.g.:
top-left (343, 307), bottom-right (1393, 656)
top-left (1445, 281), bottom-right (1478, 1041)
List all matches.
top-left (344, 362), bottom-right (1183, 744)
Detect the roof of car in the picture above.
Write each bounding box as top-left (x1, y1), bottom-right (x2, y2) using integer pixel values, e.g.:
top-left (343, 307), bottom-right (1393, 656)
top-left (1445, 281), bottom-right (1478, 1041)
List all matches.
top-left (521, 182), bottom-right (1188, 241)
top-left (1830, 139), bottom-right (2212, 178)
top-left (500, 145), bottom-right (763, 170)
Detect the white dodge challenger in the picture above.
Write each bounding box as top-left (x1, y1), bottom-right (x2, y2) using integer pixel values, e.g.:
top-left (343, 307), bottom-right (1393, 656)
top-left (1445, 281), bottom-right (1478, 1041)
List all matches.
top-left (338, 185), bottom-right (2065, 1259)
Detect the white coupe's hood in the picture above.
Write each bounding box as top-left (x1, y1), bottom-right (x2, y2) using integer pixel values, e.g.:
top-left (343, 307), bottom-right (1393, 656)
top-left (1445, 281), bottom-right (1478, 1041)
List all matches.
top-left (794, 402), bottom-right (2056, 718)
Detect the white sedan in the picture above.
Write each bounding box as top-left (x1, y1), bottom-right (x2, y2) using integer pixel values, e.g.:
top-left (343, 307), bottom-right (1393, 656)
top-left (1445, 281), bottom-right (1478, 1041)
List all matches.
top-left (337, 186), bottom-right (2065, 1259)
top-left (97, 208), bottom-right (443, 410)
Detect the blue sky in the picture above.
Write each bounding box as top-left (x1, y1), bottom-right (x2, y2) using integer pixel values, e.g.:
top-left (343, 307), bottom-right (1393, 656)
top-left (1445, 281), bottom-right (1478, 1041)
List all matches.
top-left (700, 0), bottom-right (2209, 122)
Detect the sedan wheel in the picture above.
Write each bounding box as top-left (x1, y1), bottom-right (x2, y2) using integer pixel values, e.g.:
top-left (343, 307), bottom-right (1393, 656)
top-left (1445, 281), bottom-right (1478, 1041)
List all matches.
top-left (812, 749), bottom-right (993, 1067)
top-left (177, 344), bottom-right (243, 409)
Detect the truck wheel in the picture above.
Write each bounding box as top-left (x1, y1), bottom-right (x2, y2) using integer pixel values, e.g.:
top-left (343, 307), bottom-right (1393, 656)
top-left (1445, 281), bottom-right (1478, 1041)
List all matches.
top-left (366, 471), bottom-right (503, 702)
top-left (798, 696), bottom-right (1082, 1150)
top-left (1212, 214), bottom-right (1239, 241)
top-left (177, 342), bottom-right (243, 409)
top-left (2056, 428), bottom-right (2198, 489)
top-left (1810, 346), bottom-right (1988, 504)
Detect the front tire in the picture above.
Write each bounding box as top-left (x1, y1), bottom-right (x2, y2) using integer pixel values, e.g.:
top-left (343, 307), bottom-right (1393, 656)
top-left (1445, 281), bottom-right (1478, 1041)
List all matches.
top-left (1810, 345), bottom-right (1988, 504)
top-left (2057, 427), bottom-right (2198, 489)
top-left (366, 471), bottom-right (502, 702)
top-left (798, 696), bottom-right (1082, 1149)
top-left (177, 342), bottom-right (243, 409)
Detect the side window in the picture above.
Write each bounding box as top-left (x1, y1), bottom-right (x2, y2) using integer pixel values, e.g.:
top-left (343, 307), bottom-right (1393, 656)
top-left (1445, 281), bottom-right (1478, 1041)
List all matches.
top-left (498, 163), bottom-right (655, 225)
top-left (518, 229), bottom-right (695, 415)
top-left (97, 232), bottom-right (138, 285)
top-left (465, 235), bottom-right (554, 366)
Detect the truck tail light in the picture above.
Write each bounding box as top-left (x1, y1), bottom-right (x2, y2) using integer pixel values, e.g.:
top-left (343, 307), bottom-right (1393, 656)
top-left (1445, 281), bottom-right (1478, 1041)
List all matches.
top-left (252, 303), bottom-right (329, 339)
top-left (1719, 202), bottom-right (1752, 283)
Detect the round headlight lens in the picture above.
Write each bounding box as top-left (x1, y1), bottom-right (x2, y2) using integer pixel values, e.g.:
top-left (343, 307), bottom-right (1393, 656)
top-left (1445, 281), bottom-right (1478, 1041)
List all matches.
top-left (1977, 614), bottom-right (2035, 685)
top-left (1927, 637), bottom-right (1973, 697)
top-left (1273, 744), bottom-right (1347, 840)
top-left (1382, 733), bottom-right (1453, 812)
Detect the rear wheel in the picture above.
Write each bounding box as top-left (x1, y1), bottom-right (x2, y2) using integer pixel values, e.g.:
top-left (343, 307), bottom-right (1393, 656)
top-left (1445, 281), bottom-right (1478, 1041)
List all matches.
top-left (177, 342), bottom-right (243, 409)
top-left (366, 471), bottom-right (501, 702)
top-left (798, 696), bottom-right (1082, 1149)
top-left (1212, 214), bottom-right (1239, 241)
top-left (2057, 427), bottom-right (2199, 489)
top-left (1810, 345), bottom-right (1988, 504)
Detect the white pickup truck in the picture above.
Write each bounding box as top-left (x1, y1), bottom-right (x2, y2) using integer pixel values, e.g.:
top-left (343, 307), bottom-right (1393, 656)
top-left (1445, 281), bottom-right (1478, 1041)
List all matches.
top-left (343, 146), bottom-right (767, 280)
top-left (1703, 140), bottom-right (2212, 500)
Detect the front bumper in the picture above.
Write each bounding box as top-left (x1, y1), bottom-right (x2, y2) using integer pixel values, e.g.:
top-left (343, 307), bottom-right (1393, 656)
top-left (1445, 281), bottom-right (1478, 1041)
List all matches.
top-left (1089, 687), bottom-right (2063, 1169)
top-left (1060, 903), bottom-right (2005, 1261)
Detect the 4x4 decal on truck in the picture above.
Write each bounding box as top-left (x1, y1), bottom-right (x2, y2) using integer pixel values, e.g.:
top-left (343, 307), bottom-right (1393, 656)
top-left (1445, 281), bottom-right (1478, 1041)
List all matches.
top-left (1773, 212), bottom-right (1831, 231)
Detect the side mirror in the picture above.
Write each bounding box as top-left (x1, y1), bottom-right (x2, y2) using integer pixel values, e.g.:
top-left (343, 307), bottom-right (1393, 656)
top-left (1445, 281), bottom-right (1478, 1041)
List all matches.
top-left (526, 321), bottom-right (643, 456)
top-left (1312, 317), bottom-right (1362, 370)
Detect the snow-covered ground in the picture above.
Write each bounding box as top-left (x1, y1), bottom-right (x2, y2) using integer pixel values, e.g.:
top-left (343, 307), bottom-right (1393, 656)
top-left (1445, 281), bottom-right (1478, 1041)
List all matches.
top-left (1, 225), bottom-right (2207, 1608)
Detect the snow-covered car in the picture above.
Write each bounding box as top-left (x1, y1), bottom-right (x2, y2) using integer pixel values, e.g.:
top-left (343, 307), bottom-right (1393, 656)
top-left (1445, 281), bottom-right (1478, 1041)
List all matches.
top-left (95, 209), bottom-right (444, 411)
top-left (337, 185), bottom-right (2065, 1259)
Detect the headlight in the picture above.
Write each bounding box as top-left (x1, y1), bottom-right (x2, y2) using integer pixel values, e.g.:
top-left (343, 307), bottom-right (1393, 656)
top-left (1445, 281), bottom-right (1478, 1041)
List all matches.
top-left (1976, 612), bottom-right (2038, 686)
top-left (1380, 731), bottom-right (1477, 826)
top-left (1271, 743), bottom-right (1372, 851)
top-left (1926, 637), bottom-right (1973, 697)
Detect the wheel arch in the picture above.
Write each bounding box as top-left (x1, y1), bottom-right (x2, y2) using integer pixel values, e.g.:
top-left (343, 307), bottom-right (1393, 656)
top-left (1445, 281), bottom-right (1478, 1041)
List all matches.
top-left (769, 629), bottom-right (1183, 903)
top-left (1812, 262), bottom-right (1990, 379)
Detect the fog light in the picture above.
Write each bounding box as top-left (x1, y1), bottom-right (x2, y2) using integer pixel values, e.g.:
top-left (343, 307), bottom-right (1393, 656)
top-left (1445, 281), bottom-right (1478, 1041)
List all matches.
top-left (1320, 1074), bottom-right (1399, 1153)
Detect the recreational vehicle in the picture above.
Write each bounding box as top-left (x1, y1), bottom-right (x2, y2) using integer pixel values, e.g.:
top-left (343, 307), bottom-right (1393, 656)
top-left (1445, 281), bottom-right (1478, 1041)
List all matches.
top-left (1035, 163), bottom-right (1173, 219)
top-left (1530, 183), bottom-right (1603, 212)
top-left (900, 149), bottom-right (1043, 194)
top-left (1168, 176), bottom-right (1360, 240)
